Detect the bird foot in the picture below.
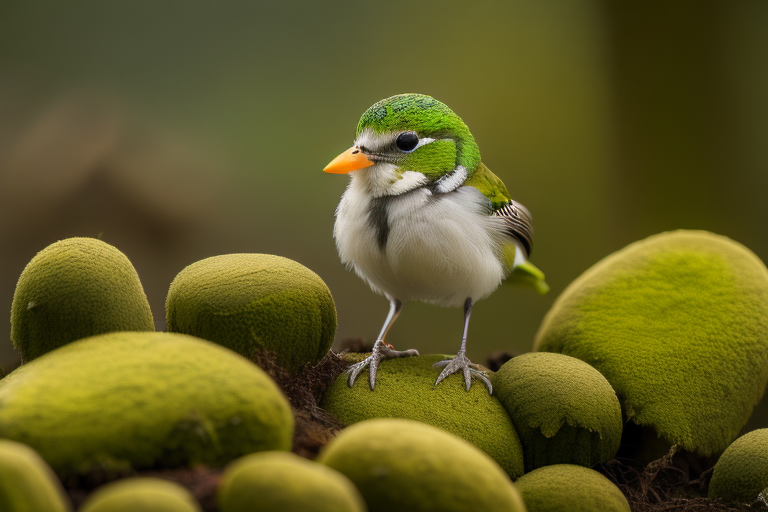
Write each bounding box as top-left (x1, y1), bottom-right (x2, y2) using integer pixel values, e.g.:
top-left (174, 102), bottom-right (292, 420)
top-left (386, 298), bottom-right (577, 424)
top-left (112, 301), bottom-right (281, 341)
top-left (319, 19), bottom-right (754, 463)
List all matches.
top-left (434, 353), bottom-right (493, 393)
top-left (346, 339), bottom-right (419, 389)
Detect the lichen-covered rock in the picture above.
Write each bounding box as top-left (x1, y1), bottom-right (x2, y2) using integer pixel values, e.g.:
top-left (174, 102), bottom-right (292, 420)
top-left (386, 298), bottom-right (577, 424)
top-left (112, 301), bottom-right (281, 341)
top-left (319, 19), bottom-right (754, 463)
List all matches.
top-left (79, 478), bottom-right (201, 512)
top-left (0, 332), bottom-right (293, 477)
top-left (218, 451), bottom-right (367, 512)
top-left (11, 237), bottom-right (154, 362)
top-left (534, 230), bottom-right (768, 456)
top-left (321, 354), bottom-right (524, 477)
top-left (317, 419), bottom-right (526, 512)
top-left (515, 464), bottom-right (629, 512)
top-left (166, 254), bottom-right (336, 374)
top-left (0, 439), bottom-right (71, 512)
top-left (709, 429), bottom-right (768, 503)
top-left (491, 352), bottom-right (622, 471)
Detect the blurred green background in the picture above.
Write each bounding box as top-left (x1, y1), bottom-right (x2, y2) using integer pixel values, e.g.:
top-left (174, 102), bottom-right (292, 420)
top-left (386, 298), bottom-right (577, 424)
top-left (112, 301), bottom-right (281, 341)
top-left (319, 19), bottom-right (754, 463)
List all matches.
top-left (1, 1), bottom-right (767, 426)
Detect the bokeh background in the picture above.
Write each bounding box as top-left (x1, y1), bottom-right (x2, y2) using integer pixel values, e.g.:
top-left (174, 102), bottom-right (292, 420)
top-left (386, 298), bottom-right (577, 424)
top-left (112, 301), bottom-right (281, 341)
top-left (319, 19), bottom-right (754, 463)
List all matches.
top-left (1, 1), bottom-right (767, 426)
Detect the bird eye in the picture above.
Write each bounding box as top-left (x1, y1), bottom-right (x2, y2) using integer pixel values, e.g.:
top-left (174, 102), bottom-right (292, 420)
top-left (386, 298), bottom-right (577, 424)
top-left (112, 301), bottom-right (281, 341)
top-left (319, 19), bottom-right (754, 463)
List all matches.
top-left (395, 132), bottom-right (419, 152)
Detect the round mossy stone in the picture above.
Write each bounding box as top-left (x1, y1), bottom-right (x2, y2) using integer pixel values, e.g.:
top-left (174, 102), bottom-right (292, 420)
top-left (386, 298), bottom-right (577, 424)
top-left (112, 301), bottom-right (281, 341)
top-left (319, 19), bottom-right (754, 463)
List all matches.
top-left (515, 464), bottom-right (629, 512)
top-left (0, 332), bottom-right (293, 477)
top-left (534, 230), bottom-right (768, 456)
top-left (708, 428), bottom-right (768, 503)
top-left (218, 451), bottom-right (367, 512)
top-left (0, 439), bottom-right (71, 512)
top-left (11, 237), bottom-right (155, 363)
top-left (321, 354), bottom-right (524, 478)
top-left (166, 254), bottom-right (337, 374)
top-left (317, 419), bottom-right (526, 512)
top-left (79, 478), bottom-right (201, 512)
top-left (491, 352), bottom-right (622, 472)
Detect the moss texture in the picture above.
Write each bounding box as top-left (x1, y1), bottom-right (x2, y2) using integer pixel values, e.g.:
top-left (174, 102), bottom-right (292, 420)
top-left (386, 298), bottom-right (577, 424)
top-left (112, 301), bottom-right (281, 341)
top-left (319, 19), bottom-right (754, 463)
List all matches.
top-left (534, 230), bottom-right (768, 456)
top-left (166, 254), bottom-right (336, 374)
top-left (708, 428), bottom-right (768, 503)
top-left (218, 451), bottom-right (367, 512)
top-left (0, 439), bottom-right (71, 512)
top-left (491, 352), bottom-right (622, 471)
top-left (321, 354), bottom-right (524, 478)
top-left (79, 478), bottom-right (202, 512)
top-left (0, 332), bottom-right (293, 477)
top-left (317, 419), bottom-right (526, 512)
top-left (515, 464), bottom-right (630, 512)
top-left (10, 237), bottom-right (154, 363)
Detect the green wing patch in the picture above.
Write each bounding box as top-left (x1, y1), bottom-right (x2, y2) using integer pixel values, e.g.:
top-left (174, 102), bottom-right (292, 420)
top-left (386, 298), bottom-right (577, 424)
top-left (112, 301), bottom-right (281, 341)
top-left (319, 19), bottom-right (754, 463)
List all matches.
top-left (465, 163), bottom-right (512, 210)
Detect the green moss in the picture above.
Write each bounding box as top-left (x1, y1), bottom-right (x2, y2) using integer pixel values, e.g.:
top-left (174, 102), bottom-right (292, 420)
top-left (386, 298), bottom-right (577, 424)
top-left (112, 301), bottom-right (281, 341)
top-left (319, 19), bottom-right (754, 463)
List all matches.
top-left (515, 464), bottom-right (630, 512)
top-left (11, 237), bottom-right (154, 363)
top-left (0, 332), bottom-right (293, 477)
top-left (317, 419), bottom-right (526, 512)
top-left (321, 354), bottom-right (524, 477)
top-left (708, 429), bottom-right (768, 503)
top-left (166, 254), bottom-right (336, 374)
top-left (0, 439), bottom-right (71, 512)
top-left (534, 230), bottom-right (768, 456)
top-left (218, 451), bottom-right (366, 512)
top-left (79, 478), bottom-right (201, 512)
top-left (491, 352), bottom-right (622, 471)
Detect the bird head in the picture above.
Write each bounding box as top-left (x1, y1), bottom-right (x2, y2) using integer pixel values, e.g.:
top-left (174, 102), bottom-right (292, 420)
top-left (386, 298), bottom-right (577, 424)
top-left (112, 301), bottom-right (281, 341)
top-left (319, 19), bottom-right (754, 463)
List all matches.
top-left (324, 94), bottom-right (481, 196)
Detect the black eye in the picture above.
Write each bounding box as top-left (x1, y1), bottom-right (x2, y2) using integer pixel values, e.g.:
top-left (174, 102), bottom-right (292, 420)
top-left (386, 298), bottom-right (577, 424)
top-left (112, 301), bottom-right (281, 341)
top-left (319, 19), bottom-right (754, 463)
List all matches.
top-left (395, 132), bottom-right (419, 152)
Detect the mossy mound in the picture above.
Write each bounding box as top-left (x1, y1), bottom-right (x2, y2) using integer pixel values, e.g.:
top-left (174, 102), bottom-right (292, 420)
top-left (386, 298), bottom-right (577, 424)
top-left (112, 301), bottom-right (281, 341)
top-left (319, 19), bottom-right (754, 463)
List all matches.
top-left (0, 439), bottom-right (71, 512)
top-left (0, 332), bottom-right (293, 477)
top-left (218, 451), bottom-right (366, 512)
top-left (708, 428), bottom-right (768, 503)
top-left (79, 478), bottom-right (201, 512)
top-left (166, 254), bottom-right (336, 374)
top-left (515, 464), bottom-right (630, 512)
top-left (534, 230), bottom-right (768, 456)
top-left (321, 354), bottom-right (524, 478)
top-left (10, 237), bottom-right (154, 362)
top-left (317, 419), bottom-right (526, 512)
top-left (491, 352), bottom-right (622, 471)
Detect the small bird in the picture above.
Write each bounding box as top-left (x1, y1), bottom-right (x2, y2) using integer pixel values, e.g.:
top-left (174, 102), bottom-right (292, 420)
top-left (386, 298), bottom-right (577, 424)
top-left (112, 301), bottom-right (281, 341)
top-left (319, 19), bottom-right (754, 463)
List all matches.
top-left (324, 94), bottom-right (547, 393)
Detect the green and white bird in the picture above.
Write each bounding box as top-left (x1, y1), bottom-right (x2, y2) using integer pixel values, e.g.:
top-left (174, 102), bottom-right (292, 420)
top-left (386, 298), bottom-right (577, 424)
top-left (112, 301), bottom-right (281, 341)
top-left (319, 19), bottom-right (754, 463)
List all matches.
top-left (324, 93), bottom-right (547, 394)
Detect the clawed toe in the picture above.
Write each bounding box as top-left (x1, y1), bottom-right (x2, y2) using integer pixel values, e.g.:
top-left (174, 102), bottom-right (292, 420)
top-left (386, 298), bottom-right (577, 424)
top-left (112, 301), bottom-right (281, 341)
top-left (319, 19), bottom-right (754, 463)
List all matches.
top-left (346, 340), bottom-right (419, 389)
top-left (433, 354), bottom-right (493, 393)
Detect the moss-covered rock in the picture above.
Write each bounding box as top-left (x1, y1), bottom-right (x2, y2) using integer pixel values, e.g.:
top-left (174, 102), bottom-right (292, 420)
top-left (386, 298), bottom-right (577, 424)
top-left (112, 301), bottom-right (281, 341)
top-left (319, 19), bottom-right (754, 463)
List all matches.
top-left (0, 332), bottom-right (293, 477)
top-left (0, 439), bottom-right (71, 512)
top-left (218, 451), bottom-right (366, 512)
top-left (491, 352), bottom-right (622, 471)
top-left (79, 478), bottom-right (201, 512)
top-left (166, 254), bottom-right (336, 374)
top-left (10, 237), bottom-right (154, 363)
top-left (708, 428), bottom-right (768, 503)
top-left (515, 464), bottom-right (629, 512)
top-left (317, 419), bottom-right (526, 512)
top-left (321, 354), bottom-right (524, 478)
top-left (534, 230), bottom-right (768, 456)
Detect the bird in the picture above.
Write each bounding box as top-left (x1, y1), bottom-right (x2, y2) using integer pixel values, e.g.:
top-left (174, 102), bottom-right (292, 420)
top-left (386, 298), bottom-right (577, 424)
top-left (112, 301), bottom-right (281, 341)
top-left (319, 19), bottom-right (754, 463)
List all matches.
top-left (324, 93), bottom-right (547, 393)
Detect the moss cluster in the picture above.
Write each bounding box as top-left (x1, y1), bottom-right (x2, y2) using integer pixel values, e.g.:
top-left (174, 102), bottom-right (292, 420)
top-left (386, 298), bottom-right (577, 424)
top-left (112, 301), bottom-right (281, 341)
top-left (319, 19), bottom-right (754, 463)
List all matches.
top-left (0, 332), bottom-right (293, 476)
top-left (317, 419), bottom-right (526, 512)
top-left (491, 352), bottom-right (622, 471)
top-left (0, 439), bottom-right (71, 512)
top-left (534, 230), bottom-right (768, 456)
top-left (322, 354), bottom-right (524, 477)
top-left (166, 254), bottom-right (336, 374)
top-left (79, 478), bottom-right (201, 512)
top-left (10, 237), bottom-right (154, 363)
top-left (708, 428), bottom-right (768, 503)
top-left (218, 451), bottom-right (366, 512)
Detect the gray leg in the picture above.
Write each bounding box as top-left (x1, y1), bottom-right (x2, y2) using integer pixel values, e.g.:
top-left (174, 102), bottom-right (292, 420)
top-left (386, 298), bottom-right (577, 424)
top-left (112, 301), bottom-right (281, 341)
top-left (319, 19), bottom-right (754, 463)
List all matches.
top-left (346, 298), bottom-right (419, 389)
top-left (433, 298), bottom-right (493, 393)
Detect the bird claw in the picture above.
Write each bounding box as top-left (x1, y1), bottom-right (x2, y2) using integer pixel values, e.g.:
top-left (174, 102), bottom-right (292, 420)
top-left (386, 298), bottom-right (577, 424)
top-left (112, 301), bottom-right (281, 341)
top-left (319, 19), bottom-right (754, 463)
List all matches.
top-left (346, 339), bottom-right (419, 390)
top-left (434, 353), bottom-right (493, 394)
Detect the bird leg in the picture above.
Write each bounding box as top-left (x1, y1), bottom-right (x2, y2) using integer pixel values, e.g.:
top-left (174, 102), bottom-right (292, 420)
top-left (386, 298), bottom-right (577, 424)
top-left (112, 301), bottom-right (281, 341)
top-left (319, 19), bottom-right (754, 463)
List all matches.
top-left (346, 298), bottom-right (419, 389)
top-left (433, 298), bottom-right (493, 393)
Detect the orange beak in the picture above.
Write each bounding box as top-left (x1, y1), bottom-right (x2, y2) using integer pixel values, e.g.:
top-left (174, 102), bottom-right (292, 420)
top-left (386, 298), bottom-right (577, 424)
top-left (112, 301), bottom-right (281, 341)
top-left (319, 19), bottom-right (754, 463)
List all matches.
top-left (323, 146), bottom-right (374, 174)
